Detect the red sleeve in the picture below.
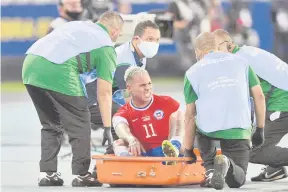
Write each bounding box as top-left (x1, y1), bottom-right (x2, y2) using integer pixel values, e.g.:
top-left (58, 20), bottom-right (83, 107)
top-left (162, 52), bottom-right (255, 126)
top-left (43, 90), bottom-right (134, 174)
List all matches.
top-left (166, 96), bottom-right (180, 113)
top-left (112, 105), bottom-right (130, 128)
top-left (113, 105), bottom-right (128, 118)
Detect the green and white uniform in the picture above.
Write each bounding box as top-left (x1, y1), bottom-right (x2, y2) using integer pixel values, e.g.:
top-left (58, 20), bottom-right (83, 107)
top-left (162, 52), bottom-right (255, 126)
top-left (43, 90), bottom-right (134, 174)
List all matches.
top-left (22, 20), bottom-right (117, 177)
top-left (232, 46), bottom-right (288, 112)
top-left (23, 21), bottom-right (116, 96)
top-left (232, 46), bottom-right (288, 168)
top-left (184, 52), bottom-right (260, 140)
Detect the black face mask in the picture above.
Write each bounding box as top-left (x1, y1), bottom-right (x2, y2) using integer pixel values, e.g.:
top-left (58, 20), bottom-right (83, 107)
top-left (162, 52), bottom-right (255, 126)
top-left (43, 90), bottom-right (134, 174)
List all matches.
top-left (65, 11), bottom-right (82, 20)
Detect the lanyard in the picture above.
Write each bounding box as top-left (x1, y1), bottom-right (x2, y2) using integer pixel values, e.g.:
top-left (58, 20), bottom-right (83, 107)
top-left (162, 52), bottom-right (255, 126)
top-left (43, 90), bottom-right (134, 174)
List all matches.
top-left (131, 42), bottom-right (143, 67)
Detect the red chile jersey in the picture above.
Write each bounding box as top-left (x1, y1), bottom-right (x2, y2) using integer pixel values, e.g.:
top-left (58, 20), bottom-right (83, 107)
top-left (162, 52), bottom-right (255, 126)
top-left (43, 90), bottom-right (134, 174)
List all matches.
top-left (112, 94), bottom-right (180, 151)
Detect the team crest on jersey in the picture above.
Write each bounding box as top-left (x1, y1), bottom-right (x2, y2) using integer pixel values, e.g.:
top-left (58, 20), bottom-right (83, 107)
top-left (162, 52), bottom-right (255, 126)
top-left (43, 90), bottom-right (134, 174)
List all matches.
top-left (154, 110), bottom-right (164, 120)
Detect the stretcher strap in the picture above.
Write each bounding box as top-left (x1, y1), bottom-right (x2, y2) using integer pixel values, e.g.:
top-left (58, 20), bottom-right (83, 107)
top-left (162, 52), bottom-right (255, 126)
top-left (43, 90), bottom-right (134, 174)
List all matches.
top-left (265, 85), bottom-right (276, 108)
top-left (76, 55), bottom-right (83, 73)
top-left (86, 52), bottom-right (91, 72)
top-left (76, 52), bottom-right (92, 73)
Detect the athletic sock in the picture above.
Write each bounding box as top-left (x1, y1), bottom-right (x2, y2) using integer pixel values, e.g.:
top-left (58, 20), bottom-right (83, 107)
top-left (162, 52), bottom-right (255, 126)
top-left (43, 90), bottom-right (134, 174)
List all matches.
top-left (169, 136), bottom-right (182, 151)
top-left (114, 146), bottom-right (131, 156)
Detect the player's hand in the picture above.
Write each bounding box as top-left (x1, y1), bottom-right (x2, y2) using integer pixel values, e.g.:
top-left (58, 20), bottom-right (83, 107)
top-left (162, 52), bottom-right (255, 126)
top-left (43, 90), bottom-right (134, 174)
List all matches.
top-left (184, 148), bottom-right (197, 164)
top-left (102, 127), bottom-right (113, 146)
top-left (251, 127), bottom-right (264, 149)
top-left (128, 138), bottom-right (146, 156)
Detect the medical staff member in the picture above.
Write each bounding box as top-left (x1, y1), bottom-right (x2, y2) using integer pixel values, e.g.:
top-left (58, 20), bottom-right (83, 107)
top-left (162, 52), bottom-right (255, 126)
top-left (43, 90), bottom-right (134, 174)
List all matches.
top-left (22, 11), bottom-right (123, 187)
top-left (183, 32), bottom-right (266, 190)
top-left (213, 29), bottom-right (288, 91)
top-left (86, 20), bottom-right (161, 145)
top-left (47, 0), bottom-right (84, 146)
top-left (214, 29), bottom-right (288, 182)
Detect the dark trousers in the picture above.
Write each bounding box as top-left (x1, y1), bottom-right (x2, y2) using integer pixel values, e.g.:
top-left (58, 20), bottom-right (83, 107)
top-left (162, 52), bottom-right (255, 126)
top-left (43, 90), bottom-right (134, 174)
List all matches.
top-left (25, 85), bottom-right (91, 175)
top-left (196, 132), bottom-right (250, 188)
top-left (89, 101), bottom-right (120, 129)
top-left (250, 111), bottom-right (288, 167)
top-left (89, 102), bottom-right (120, 154)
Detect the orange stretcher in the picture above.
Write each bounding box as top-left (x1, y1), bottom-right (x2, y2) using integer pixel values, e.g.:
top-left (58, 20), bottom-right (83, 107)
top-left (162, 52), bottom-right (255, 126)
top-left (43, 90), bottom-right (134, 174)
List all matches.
top-left (92, 149), bottom-right (221, 187)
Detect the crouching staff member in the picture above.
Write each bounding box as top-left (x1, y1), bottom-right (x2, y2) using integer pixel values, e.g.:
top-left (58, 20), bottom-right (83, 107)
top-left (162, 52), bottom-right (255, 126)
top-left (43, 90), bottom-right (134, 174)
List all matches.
top-left (183, 32), bottom-right (265, 190)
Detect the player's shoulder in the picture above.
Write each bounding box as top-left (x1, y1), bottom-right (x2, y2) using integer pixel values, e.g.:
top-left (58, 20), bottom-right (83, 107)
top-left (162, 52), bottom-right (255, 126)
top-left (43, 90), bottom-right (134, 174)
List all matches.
top-left (153, 94), bottom-right (178, 103)
top-left (118, 102), bottom-right (131, 112)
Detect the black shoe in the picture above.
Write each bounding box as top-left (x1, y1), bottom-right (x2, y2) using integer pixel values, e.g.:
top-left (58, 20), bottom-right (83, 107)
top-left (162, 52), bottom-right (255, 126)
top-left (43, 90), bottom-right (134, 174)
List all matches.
top-left (38, 172), bottom-right (64, 186)
top-left (72, 172), bottom-right (103, 187)
top-left (200, 169), bottom-right (214, 188)
top-left (91, 166), bottom-right (99, 179)
top-left (251, 166), bottom-right (287, 182)
top-left (211, 155), bottom-right (230, 190)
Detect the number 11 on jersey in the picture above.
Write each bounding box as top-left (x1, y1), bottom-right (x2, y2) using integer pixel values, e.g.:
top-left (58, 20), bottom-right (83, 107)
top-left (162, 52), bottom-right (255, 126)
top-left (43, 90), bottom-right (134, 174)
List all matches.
top-left (143, 123), bottom-right (157, 138)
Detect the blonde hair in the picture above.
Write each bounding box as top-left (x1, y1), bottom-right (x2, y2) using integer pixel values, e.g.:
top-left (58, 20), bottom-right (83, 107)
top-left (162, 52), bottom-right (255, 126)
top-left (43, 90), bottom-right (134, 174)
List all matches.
top-left (124, 66), bottom-right (149, 83)
top-left (212, 29), bottom-right (233, 42)
top-left (194, 32), bottom-right (218, 53)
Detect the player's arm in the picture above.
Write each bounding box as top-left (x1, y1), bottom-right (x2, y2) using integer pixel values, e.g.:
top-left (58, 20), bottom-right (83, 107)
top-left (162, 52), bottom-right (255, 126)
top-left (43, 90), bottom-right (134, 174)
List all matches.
top-left (249, 66), bottom-right (265, 129)
top-left (112, 115), bottom-right (146, 156)
top-left (112, 116), bottom-right (135, 142)
top-left (95, 47), bottom-right (117, 128)
top-left (183, 75), bottom-right (198, 150)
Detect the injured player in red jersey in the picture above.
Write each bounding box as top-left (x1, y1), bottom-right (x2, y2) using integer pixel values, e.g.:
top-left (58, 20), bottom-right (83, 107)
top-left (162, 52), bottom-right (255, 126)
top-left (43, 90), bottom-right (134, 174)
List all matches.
top-left (111, 66), bottom-right (196, 163)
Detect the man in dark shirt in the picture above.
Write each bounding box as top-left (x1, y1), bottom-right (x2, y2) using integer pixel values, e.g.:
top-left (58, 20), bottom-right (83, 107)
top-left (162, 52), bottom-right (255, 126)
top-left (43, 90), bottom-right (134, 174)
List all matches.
top-left (47, 0), bottom-right (83, 34)
top-left (167, 0), bottom-right (208, 70)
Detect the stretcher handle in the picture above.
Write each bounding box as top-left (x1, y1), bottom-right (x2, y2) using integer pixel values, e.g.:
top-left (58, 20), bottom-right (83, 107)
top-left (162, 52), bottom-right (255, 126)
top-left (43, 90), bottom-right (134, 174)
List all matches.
top-left (92, 155), bottom-right (202, 162)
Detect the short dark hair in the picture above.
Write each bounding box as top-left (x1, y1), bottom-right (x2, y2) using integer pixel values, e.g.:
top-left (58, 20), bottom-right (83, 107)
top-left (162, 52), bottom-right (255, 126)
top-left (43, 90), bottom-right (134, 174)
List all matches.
top-left (133, 20), bottom-right (159, 37)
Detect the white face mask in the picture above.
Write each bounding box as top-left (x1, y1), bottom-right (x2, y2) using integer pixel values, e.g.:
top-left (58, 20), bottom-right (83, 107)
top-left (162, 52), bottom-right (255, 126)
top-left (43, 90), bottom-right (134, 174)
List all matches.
top-left (138, 40), bottom-right (159, 58)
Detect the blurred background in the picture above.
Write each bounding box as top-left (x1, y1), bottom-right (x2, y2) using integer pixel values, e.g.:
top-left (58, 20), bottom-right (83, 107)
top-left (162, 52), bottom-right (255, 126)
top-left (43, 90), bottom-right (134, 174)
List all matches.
top-left (1, 0), bottom-right (288, 84)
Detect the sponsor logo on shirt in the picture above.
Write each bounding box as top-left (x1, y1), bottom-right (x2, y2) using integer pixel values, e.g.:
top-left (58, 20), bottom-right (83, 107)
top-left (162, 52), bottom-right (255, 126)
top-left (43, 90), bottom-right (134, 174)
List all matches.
top-left (142, 116), bottom-right (150, 122)
top-left (154, 110), bottom-right (164, 120)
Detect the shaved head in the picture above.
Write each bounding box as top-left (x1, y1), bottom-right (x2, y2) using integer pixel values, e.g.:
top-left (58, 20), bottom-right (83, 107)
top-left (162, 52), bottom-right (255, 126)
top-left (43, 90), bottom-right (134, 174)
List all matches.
top-left (195, 32), bottom-right (217, 52)
top-left (212, 29), bottom-right (235, 53)
top-left (98, 11), bottom-right (124, 30)
top-left (97, 11), bottom-right (124, 43)
top-left (194, 32), bottom-right (218, 60)
top-left (213, 29), bottom-right (232, 42)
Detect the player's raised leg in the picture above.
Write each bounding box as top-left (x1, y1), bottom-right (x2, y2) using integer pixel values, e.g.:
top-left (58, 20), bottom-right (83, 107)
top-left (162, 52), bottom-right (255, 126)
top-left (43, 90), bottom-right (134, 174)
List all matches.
top-left (162, 110), bottom-right (185, 158)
